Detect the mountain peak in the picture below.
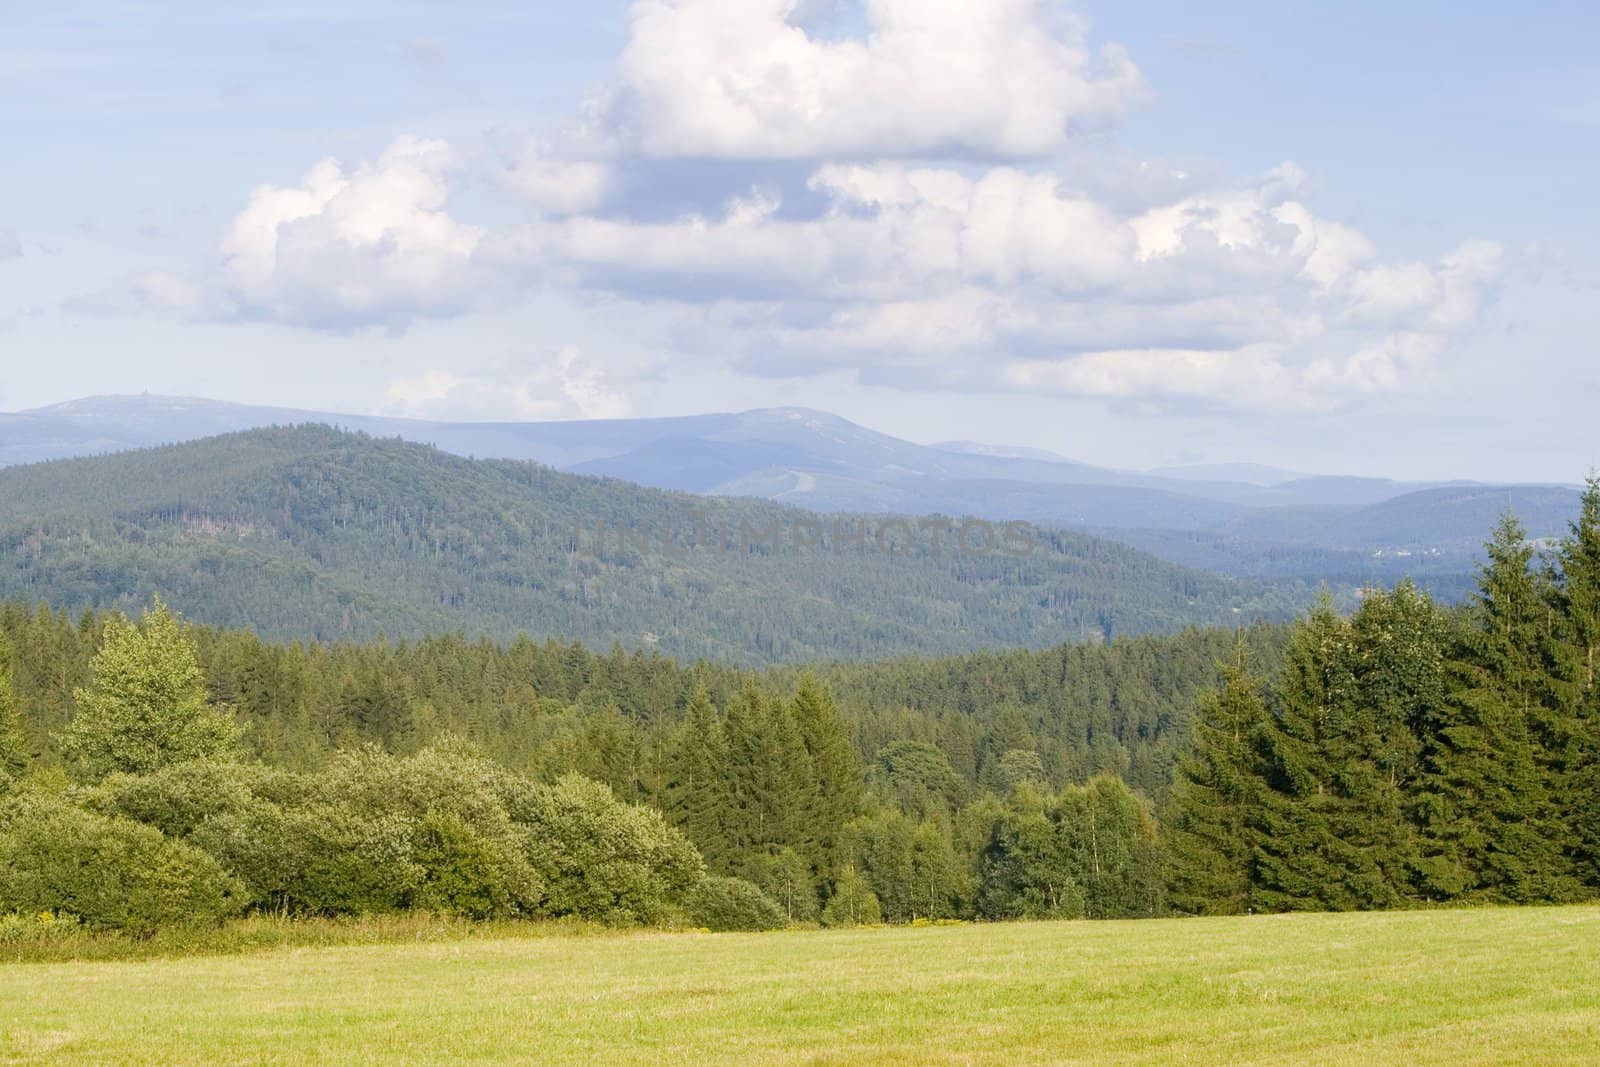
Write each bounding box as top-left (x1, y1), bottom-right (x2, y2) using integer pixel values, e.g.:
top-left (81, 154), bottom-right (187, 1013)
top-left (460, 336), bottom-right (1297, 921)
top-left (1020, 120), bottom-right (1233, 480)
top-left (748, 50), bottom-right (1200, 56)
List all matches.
top-left (933, 440), bottom-right (1080, 465)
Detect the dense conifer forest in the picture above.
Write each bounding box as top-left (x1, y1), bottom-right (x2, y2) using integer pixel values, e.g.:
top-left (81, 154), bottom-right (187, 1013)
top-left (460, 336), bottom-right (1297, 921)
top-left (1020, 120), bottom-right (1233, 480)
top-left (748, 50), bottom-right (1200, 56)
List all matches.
top-left (4, 483), bottom-right (1599, 932)
top-left (0, 427), bottom-right (1315, 664)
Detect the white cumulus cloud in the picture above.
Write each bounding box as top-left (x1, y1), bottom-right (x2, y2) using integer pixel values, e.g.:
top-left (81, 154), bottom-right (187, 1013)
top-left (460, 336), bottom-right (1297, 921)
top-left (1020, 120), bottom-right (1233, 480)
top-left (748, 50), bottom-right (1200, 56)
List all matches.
top-left (609, 0), bottom-right (1145, 159)
top-left (218, 136), bottom-right (489, 328)
top-left (486, 156), bottom-right (1501, 411)
top-left (150, 0), bottom-right (1504, 416)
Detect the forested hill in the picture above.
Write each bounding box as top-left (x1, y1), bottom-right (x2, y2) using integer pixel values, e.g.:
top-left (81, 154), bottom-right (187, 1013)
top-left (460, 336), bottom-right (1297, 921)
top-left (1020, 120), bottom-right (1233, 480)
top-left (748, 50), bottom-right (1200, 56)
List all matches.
top-left (0, 427), bottom-right (1307, 664)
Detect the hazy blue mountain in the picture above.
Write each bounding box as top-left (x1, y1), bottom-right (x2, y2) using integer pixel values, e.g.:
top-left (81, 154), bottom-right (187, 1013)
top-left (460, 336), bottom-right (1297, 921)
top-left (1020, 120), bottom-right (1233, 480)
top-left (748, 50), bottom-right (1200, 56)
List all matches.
top-left (2, 395), bottom-right (1577, 599)
top-left (1105, 483), bottom-right (1584, 606)
top-left (0, 396), bottom-right (1324, 502)
top-left (712, 470), bottom-right (1247, 531)
top-left (1227, 484), bottom-right (1585, 550)
top-left (1147, 462), bottom-right (1308, 487)
top-left (931, 440), bottom-right (1081, 464)
top-left (0, 396), bottom-right (1396, 508)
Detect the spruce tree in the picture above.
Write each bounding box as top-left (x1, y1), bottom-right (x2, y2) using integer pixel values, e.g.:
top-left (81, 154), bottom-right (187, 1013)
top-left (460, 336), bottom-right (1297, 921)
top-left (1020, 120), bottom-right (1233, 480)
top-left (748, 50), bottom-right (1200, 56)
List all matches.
top-left (1252, 599), bottom-right (1368, 911)
top-left (1163, 656), bottom-right (1268, 915)
top-left (1417, 513), bottom-right (1577, 902)
top-left (791, 675), bottom-right (864, 873)
top-left (1245, 587), bottom-right (1447, 911)
top-left (721, 682), bottom-right (813, 862)
top-left (1550, 477), bottom-right (1600, 888)
top-left (659, 687), bottom-right (733, 871)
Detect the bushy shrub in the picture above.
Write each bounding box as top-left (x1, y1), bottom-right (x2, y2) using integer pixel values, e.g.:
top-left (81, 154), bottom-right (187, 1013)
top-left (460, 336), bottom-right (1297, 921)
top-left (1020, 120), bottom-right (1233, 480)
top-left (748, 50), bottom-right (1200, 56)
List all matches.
top-left (516, 774), bottom-right (704, 924)
top-left (194, 800), bottom-right (425, 916)
top-left (4, 741), bottom-right (709, 931)
top-left (412, 809), bottom-right (528, 919)
top-left (289, 744), bottom-right (544, 918)
top-left (0, 792), bottom-right (243, 934)
top-left (85, 759), bottom-right (280, 838)
top-left (190, 746), bottom-right (543, 919)
top-left (685, 877), bottom-right (788, 932)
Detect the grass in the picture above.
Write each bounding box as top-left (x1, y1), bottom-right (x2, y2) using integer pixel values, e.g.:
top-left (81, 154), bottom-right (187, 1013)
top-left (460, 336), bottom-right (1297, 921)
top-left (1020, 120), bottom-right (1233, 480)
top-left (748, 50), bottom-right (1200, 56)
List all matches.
top-left (0, 912), bottom-right (617, 966)
top-left (3, 907), bottom-right (1599, 1065)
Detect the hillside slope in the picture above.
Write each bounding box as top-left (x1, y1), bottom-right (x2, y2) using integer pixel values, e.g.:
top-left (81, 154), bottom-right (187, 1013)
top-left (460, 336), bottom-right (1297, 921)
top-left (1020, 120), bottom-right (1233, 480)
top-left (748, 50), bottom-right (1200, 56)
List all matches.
top-left (9, 397), bottom-right (1583, 599)
top-left (0, 427), bottom-right (1306, 663)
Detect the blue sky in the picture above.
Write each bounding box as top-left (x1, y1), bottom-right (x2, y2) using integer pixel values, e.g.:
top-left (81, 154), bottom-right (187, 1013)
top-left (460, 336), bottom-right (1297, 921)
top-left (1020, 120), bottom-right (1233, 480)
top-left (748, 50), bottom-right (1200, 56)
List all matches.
top-left (2, 1), bottom-right (1596, 482)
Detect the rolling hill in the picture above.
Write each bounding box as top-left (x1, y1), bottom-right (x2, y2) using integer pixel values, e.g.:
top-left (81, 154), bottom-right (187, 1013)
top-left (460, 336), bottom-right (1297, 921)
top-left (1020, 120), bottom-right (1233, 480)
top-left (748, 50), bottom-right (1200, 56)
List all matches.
top-left (0, 426), bottom-right (1309, 664)
top-left (2, 396), bottom-right (1581, 599)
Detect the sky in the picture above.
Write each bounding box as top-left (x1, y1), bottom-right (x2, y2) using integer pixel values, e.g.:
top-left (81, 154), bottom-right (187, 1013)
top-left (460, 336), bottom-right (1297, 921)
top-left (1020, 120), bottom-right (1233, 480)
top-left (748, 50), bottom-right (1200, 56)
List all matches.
top-left (1, 0), bottom-right (1597, 482)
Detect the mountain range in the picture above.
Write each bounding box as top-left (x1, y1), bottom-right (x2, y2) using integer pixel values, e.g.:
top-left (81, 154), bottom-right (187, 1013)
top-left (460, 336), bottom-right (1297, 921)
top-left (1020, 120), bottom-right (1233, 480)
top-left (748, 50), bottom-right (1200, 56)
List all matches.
top-left (0, 425), bottom-right (1316, 664)
top-left (1, 395), bottom-right (1583, 596)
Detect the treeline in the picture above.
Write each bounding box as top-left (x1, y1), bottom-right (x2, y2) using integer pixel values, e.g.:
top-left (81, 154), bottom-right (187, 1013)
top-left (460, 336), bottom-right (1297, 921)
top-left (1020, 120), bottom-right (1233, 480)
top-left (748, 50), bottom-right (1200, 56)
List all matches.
top-left (0, 602), bottom-right (1287, 801)
top-left (5, 599), bottom-right (1271, 933)
top-left (1167, 485), bottom-right (1600, 911)
top-left (5, 481), bottom-right (1599, 933)
top-left (0, 603), bottom-right (1169, 932)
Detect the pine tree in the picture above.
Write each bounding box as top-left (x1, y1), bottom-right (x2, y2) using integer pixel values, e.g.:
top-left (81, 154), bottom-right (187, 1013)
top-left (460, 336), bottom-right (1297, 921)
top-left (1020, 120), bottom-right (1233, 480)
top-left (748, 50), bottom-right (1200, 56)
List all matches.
top-left (1253, 586), bottom-right (1444, 910)
top-left (1163, 656), bottom-right (1268, 915)
top-left (659, 687), bottom-right (733, 871)
top-left (791, 675), bottom-right (864, 874)
top-left (1417, 513), bottom-right (1577, 902)
top-left (1247, 589), bottom-right (1434, 911)
top-left (1251, 599), bottom-right (1367, 911)
top-left (721, 682), bottom-right (813, 862)
top-left (61, 596), bottom-right (243, 780)
top-left (1550, 477), bottom-right (1600, 888)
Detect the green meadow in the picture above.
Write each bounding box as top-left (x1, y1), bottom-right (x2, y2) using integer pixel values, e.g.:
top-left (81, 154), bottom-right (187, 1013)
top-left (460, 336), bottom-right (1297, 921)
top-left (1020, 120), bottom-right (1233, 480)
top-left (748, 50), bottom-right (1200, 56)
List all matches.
top-left (5, 906), bottom-right (1599, 1066)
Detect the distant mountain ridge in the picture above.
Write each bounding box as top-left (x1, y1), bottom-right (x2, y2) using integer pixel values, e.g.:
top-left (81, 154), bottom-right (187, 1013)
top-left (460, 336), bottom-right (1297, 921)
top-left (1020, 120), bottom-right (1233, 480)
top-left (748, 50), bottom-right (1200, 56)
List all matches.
top-left (0, 425), bottom-right (1309, 663)
top-left (2, 395), bottom-right (1583, 596)
top-left (0, 395), bottom-right (1463, 510)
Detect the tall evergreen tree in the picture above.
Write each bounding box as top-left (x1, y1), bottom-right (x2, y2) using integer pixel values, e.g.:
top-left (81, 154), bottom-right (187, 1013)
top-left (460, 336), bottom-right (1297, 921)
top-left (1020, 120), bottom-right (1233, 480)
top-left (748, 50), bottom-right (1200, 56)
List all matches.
top-left (1324, 583), bottom-right (1445, 906)
top-left (1550, 477), bottom-right (1600, 887)
top-left (791, 675), bottom-right (864, 873)
top-left (1163, 655), bottom-right (1268, 915)
top-left (1251, 589), bottom-right (1439, 912)
top-left (1416, 514), bottom-right (1578, 902)
top-left (1252, 599), bottom-right (1368, 911)
top-left (659, 687), bottom-right (733, 871)
top-left (721, 682), bottom-right (813, 863)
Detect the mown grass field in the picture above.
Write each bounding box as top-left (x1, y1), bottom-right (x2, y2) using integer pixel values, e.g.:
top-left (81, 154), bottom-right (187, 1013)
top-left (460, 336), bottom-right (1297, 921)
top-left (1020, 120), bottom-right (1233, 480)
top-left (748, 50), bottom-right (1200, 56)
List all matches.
top-left (4, 907), bottom-right (1599, 1065)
